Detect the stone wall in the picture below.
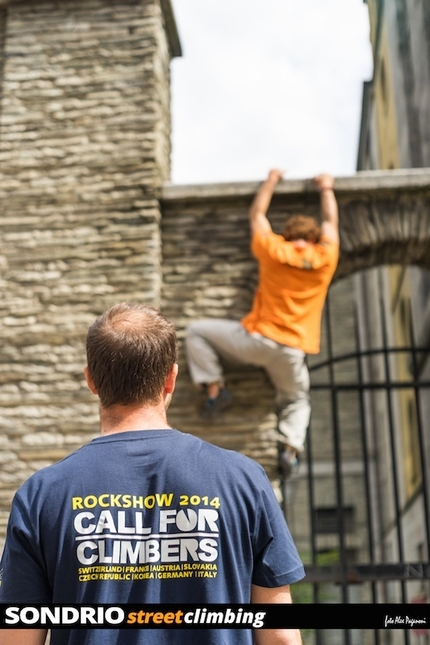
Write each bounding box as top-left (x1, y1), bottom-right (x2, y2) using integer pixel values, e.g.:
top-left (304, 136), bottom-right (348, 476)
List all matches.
top-left (162, 168), bottom-right (430, 280)
top-left (159, 167), bottom-right (430, 484)
top-left (159, 171), bottom-right (430, 592)
top-left (159, 182), bottom-right (377, 578)
top-left (0, 0), bottom-right (178, 543)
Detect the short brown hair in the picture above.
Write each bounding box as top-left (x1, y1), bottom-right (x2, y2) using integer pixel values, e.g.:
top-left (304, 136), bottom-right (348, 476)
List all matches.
top-left (86, 302), bottom-right (178, 408)
top-left (282, 215), bottom-right (321, 243)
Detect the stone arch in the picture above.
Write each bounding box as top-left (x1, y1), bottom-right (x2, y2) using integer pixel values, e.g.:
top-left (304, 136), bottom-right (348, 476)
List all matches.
top-left (159, 167), bottom-right (430, 483)
top-left (161, 167), bottom-right (430, 285)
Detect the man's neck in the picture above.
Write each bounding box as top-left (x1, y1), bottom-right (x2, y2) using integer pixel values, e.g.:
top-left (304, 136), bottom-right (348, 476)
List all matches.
top-left (99, 401), bottom-right (171, 436)
top-left (292, 239), bottom-right (312, 249)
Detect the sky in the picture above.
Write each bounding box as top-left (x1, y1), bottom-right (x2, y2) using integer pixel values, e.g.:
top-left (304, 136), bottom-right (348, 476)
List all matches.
top-left (169, 0), bottom-right (374, 185)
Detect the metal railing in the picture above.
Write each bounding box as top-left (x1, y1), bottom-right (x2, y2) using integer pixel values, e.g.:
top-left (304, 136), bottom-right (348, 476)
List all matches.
top-left (284, 297), bottom-right (430, 645)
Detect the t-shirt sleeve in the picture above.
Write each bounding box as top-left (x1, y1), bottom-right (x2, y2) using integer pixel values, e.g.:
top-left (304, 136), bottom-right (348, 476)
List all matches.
top-left (0, 491), bottom-right (51, 603)
top-left (251, 473), bottom-right (305, 587)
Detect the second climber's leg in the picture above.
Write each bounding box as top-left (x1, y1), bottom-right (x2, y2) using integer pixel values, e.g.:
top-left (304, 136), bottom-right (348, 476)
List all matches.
top-left (264, 345), bottom-right (311, 477)
top-left (185, 319), bottom-right (253, 417)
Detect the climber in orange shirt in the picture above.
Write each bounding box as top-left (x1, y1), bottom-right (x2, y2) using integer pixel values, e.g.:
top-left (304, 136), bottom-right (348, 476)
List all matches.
top-left (185, 169), bottom-right (339, 478)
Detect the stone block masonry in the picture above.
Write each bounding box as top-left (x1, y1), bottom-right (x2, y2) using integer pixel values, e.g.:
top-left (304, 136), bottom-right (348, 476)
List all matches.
top-left (0, 0), bottom-right (179, 544)
top-left (159, 169), bottom-right (430, 500)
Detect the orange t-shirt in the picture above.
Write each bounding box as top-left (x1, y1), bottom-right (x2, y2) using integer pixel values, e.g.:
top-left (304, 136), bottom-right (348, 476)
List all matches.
top-left (241, 231), bottom-right (339, 354)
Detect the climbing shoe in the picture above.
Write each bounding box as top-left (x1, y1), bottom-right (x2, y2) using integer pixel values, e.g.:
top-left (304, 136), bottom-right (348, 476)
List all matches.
top-left (202, 388), bottom-right (232, 419)
top-left (279, 447), bottom-right (300, 480)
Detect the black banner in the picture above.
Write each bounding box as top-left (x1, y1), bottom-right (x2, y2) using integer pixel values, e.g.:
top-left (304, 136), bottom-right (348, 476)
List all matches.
top-left (0, 604), bottom-right (429, 630)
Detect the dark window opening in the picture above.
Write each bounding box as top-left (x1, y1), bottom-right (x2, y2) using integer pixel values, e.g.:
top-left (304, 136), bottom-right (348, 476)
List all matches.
top-left (314, 507), bottom-right (355, 534)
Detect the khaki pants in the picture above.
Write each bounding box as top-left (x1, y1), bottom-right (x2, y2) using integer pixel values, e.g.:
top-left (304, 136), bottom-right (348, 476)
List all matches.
top-left (185, 319), bottom-right (310, 453)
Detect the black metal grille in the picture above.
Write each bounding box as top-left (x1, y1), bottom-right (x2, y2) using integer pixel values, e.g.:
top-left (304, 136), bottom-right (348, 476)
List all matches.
top-left (283, 289), bottom-right (430, 645)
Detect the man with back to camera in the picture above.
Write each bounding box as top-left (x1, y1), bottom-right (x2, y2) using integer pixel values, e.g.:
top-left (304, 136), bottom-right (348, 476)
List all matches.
top-left (0, 302), bottom-right (305, 645)
top-left (185, 169), bottom-right (340, 478)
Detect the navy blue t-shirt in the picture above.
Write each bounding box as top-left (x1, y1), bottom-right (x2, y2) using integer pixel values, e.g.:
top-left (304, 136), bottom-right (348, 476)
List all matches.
top-left (0, 429), bottom-right (305, 644)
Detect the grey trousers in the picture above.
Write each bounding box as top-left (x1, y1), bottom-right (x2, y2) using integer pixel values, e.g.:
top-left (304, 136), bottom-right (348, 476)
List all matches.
top-left (185, 319), bottom-right (310, 453)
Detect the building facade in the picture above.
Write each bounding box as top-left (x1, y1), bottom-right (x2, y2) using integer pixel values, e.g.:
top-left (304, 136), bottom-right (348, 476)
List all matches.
top-left (0, 5), bottom-right (429, 643)
top-left (356, 0), bottom-right (430, 619)
top-left (0, 0), bottom-right (180, 542)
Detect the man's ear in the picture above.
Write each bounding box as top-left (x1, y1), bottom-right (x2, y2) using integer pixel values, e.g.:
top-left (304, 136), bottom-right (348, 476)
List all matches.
top-left (84, 366), bottom-right (98, 395)
top-left (164, 363), bottom-right (179, 395)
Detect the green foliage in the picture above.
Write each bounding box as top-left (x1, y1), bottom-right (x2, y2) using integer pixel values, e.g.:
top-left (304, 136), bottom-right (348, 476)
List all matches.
top-left (292, 550), bottom-right (341, 604)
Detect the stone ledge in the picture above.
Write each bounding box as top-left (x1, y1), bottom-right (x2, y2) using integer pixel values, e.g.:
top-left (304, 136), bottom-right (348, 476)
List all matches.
top-left (161, 168), bottom-right (430, 203)
top-left (160, 0), bottom-right (182, 58)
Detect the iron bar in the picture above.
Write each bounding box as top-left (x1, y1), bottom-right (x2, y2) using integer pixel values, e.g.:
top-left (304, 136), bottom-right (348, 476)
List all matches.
top-left (310, 346), bottom-right (429, 372)
top-left (354, 309), bottom-right (379, 608)
top-left (325, 298), bottom-right (350, 615)
top-left (409, 320), bottom-right (430, 560)
top-left (379, 287), bottom-right (408, 609)
top-left (302, 561), bottom-right (430, 584)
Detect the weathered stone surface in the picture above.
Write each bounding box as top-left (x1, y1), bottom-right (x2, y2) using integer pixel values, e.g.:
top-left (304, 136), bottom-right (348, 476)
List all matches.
top-left (159, 167), bottom-right (430, 526)
top-left (162, 168), bottom-right (430, 280)
top-left (0, 0), bottom-right (176, 546)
